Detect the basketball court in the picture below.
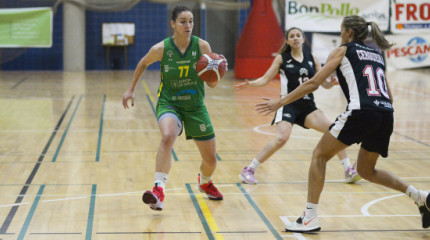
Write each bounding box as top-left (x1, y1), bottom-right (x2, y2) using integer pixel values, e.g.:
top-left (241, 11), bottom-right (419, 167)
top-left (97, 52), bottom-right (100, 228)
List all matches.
top-left (0, 68), bottom-right (429, 239)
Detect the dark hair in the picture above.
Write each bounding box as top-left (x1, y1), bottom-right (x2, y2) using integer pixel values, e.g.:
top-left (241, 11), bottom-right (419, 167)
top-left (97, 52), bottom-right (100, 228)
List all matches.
top-left (342, 15), bottom-right (394, 51)
top-left (171, 6), bottom-right (191, 21)
top-left (279, 27), bottom-right (305, 53)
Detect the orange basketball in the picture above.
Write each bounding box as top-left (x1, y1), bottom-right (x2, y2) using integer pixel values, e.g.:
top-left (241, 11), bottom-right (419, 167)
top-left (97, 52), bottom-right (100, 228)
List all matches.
top-left (196, 53), bottom-right (227, 82)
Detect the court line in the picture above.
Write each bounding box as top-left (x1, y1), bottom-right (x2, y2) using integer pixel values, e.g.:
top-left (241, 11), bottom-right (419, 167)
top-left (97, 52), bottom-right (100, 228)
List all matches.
top-left (186, 184), bottom-right (215, 240)
top-left (10, 77), bottom-right (29, 90)
top-left (97, 231), bottom-right (201, 234)
top-left (0, 96), bottom-right (75, 234)
top-left (85, 184), bottom-right (97, 240)
top-left (30, 232), bottom-right (81, 234)
top-left (216, 152), bottom-right (222, 161)
top-left (95, 95), bottom-right (106, 162)
top-left (237, 183), bottom-right (283, 240)
top-left (145, 94), bottom-right (178, 161)
top-left (319, 229), bottom-right (429, 233)
top-left (281, 214), bottom-right (420, 218)
top-left (52, 95), bottom-right (83, 162)
top-left (393, 131), bottom-right (430, 148)
top-left (17, 185), bottom-right (45, 240)
top-left (195, 193), bottom-right (224, 240)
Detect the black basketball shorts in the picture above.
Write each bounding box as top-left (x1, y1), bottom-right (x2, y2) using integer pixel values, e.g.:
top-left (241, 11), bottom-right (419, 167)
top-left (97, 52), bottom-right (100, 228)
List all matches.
top-left (329, 110), bottom-right (394, 158)
top-left (272, 100), bottom-right (317, 128)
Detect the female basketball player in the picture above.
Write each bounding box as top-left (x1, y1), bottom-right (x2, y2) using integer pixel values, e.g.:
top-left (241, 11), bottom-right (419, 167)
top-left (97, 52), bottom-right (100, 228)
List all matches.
top-left (256, 15), bottom-right (430, 232)
top-left (235, 27), bottom-right (360, 184)
top-left (122, 6), bottom-right (225, 211)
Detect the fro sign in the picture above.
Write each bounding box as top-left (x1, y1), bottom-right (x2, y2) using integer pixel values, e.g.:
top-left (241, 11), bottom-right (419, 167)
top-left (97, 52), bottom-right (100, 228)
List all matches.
top-left (285, 0), bottom-right (389, 32)
top-left (391, 0), bottom-right (430, 33)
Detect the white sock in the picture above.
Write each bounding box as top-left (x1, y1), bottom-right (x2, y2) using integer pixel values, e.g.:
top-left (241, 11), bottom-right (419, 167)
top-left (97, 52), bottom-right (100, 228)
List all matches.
top-left (340, 158), bottom-right (351, 171)
top-left (154, 172), bottom-right (168, 190)
top-left (305, 202), bottom-right (318, 218)
top-left (249, 158), bottom-right (261, 170)
top-left (406, 185), bottom-right (420, 204)
top-left (200, 174), bottom-right (212, 184)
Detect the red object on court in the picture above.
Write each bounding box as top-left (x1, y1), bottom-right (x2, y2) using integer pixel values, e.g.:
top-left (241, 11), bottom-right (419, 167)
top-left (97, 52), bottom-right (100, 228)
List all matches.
top-left (196, 53), bottom-right (227, 82)
top-left (234, 0), bottom-right (284, 79)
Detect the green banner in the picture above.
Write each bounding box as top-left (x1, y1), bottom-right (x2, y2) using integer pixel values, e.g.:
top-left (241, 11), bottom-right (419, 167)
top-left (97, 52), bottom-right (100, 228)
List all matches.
top-left (0, 8), bottom-right (52, 48)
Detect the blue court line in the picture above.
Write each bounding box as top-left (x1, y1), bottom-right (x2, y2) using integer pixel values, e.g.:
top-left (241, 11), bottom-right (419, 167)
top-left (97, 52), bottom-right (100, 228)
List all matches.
top-left (52, 95), bottom-right (83, 162)
top-left (186, 184), bottom-right (214, 240)
top-left (85, 184), bottom-right (97, 240)
top-left (236, 183), bottom-right (282, 240)
top-left (145, 94), bottom-right (178, 162)
top-left (216, 153), bottom-right (221, 161)
top-left (95, 95), bottom-right (106, 162)
top-left (17, 185), bottom-right (45, 240)
top-left (10, 77), bottom-right (29, 90)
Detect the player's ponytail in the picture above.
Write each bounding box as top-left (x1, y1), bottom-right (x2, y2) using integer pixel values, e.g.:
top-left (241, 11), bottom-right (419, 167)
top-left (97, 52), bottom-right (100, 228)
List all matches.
top-left (368, 21), bottom-right (394, 51)
top-left (342, 15), bottom-right (394, 51)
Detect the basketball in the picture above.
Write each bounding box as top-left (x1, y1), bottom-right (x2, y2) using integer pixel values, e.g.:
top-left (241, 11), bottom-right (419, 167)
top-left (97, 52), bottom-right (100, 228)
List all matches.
top-left (196, 53), bottom-right (227, 82)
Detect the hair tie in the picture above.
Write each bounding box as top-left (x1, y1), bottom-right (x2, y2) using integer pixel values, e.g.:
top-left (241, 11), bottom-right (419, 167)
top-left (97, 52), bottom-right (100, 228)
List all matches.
top-left (367, 22), bottom-right (371, 26)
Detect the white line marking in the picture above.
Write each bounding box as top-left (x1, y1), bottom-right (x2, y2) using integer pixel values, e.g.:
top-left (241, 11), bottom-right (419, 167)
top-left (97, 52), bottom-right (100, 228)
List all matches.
top-left (280, 216), bottom-right (307, 240)
top-left (42, 196), bottom-right (88, 202)
top-left (0, 202), bottom-right (29, 208)
top-left (281, 214), bottom-right (419, 218)
top-left (361, 193), bottom-right (405, 216)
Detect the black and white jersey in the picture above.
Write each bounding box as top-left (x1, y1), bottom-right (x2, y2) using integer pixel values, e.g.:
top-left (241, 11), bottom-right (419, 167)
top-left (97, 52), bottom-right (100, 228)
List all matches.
top-left (336, 41), bottom-right (393, 112)
top-left (279, 50), bottom-right (316, 102)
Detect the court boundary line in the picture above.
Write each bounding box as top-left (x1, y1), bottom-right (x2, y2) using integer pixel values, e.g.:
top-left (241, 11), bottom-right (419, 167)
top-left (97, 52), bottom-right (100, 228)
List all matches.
top-left (17, 185), bottom-right (45, 240)
top-left (186, 183), bottom-right (215, 240)
top-left (95, 95), bottom-right (106, 162)
top-left (237, 183), bottom-right (283, 240)
top-left (85, 184), bottom-right (97, 240)
top-left (52, 95), bottom-right (83, 162)
top-left (10, 77), bottom-right (29, 90)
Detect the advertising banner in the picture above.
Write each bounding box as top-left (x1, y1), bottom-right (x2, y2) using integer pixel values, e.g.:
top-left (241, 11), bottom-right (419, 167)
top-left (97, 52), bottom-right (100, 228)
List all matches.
top-left (0, 8), bottom-right (52, 48)
top-left (285, 0), bottom-right (389, 32)
top-left (311, 33), bottom-right (341, 64)
top-left (385, 34), bottom-right (430, 69)
top-left (391, 0), bottom-right (430, 34)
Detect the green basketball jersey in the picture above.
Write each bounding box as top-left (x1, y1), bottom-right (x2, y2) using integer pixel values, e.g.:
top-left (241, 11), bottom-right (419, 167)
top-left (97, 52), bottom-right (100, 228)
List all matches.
top-left (158, 35), bottom-right (204, 108)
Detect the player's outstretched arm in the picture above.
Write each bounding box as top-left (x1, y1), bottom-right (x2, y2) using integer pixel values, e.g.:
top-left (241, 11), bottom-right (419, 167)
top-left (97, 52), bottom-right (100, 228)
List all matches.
top-left (234, 54), bottom-right (283, 91)
top-left (255, 46), bottom-right (346, 115)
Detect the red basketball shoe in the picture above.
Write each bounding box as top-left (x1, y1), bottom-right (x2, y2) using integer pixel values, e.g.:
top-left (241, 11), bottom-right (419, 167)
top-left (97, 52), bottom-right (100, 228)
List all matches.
top-left (198, 174), bottom-right (223, 200)
top-left (142, 186), bottom-right (164, 211)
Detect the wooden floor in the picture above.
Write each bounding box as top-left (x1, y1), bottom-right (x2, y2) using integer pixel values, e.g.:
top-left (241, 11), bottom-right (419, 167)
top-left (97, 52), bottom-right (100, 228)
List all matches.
top-left (0, 68), bottom-right (430, 240)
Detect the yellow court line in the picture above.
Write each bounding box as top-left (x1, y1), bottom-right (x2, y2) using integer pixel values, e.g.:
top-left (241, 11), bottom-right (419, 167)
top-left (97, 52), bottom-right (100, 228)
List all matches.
top-left (195, 194), bottom-right (224, 240)
top-left (142, 79), bottom-right (155, 102)
top-left (196, 194), bottom-right (224, 240)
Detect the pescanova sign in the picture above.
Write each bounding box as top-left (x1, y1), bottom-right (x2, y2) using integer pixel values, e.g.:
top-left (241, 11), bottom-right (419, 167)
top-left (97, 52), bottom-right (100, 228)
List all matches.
top-left (386, 34), bottom-right (430, 69)
top-left (285, 0), bottom-right (389, 32)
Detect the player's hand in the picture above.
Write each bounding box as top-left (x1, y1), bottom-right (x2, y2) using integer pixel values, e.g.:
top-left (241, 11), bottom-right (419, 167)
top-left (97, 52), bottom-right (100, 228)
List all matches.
top-left (330, 75), bottom-right (339, 85)
top-left (255, 97), bottom-right (281, 116)
top-left (234, 80), bottom-right (250, 91)
top-left (122, 89), bottom-right (135, 109)
top-left (219, 54), bottom-right (228, 71)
